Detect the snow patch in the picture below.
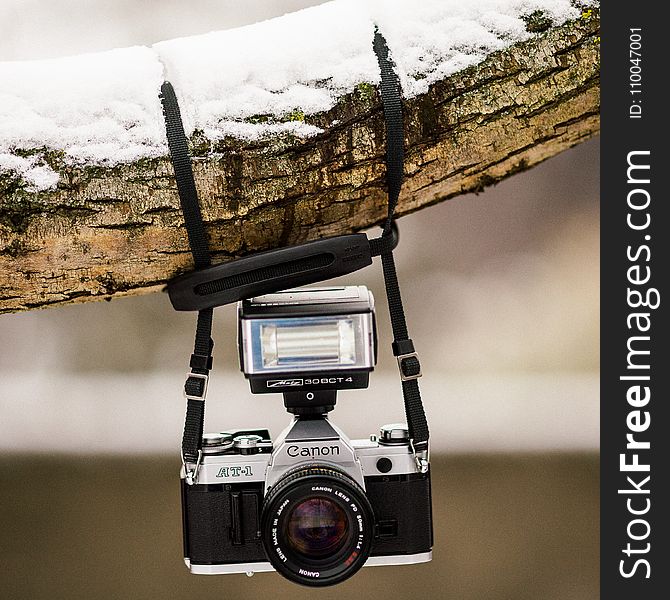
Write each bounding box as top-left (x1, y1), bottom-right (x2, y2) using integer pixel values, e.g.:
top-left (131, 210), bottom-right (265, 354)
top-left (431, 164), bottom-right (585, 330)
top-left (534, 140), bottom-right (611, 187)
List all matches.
top-left (1, 0), bottom-right (584, 191)
top-left (153, 0), bottom-right (377, 141)
top-left (368, 0), bottom-right (581, 96)
top-left (0, 46), bottom-right (166, 190)
top-left (0, 152), bottom-right (60, 191)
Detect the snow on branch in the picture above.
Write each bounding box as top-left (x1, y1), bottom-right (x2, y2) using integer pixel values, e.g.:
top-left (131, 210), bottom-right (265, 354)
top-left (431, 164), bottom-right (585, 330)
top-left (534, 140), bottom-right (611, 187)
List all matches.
top-left (2, 0), bottom-right (587, 189)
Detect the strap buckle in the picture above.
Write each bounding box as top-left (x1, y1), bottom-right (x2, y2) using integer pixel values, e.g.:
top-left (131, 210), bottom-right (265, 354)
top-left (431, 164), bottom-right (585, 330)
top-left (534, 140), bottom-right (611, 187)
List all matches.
top-left (397, 352), bottom-right (422, 381)
top-left (184, 372), bottom-right (208, 401)
top-left (409, 439), bottom-right (430, 473)
top-left (182, 450), bottom-right (203, 486)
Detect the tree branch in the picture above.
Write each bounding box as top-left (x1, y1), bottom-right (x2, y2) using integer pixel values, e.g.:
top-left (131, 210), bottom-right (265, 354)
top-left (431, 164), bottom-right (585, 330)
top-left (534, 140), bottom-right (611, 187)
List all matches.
top-left (0, 11), bottom-right (599, 313)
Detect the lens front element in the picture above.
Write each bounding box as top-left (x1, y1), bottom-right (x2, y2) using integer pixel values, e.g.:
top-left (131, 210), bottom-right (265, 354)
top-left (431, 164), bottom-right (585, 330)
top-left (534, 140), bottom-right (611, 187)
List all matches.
top-left (261, 465), bottom-right (374, 586)
top-left (286, 497), bottom-right (350, 558)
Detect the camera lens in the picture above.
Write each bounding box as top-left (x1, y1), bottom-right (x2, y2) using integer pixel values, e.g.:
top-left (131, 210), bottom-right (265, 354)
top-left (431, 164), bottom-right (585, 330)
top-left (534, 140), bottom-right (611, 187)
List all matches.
top-left (261, 465), bottom-right (374, 587)
top-left (286, 497), bottom-right (350, 558)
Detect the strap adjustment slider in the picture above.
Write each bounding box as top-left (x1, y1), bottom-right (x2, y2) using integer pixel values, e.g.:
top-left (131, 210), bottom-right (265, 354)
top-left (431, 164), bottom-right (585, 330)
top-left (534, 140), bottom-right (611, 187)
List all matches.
top-left (397, 352), bottom-right (422, 382)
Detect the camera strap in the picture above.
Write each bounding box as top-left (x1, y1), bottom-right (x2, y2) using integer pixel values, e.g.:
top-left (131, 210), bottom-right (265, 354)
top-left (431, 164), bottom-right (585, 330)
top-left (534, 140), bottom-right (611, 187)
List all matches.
top-left (160, 29), bottom-right (428, 484)
top-left (372, 29), bottom-right (429, 470)
top-left (161, 81), bottom-right (214, 481)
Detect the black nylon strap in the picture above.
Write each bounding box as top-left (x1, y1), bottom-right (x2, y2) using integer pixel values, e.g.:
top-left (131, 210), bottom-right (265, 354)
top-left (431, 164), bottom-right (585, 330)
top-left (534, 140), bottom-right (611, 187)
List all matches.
top-left (373, 29), bottom-right (430, 452)
top-left (160, 82), bottom-right (214, 468)
top-left (373, 30), bottom-right (404, 237)
top-left (160, 82), bottom-right (211, 270)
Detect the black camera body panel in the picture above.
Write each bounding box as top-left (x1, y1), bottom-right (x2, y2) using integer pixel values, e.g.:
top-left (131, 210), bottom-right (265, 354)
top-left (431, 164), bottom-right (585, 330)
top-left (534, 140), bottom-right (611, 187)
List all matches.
top-left (182, 481), bottom-right (266, 564)
top-left (365, 471), bottom-right (434, 556)
top-left (181, 469), bottom-right (433, 566)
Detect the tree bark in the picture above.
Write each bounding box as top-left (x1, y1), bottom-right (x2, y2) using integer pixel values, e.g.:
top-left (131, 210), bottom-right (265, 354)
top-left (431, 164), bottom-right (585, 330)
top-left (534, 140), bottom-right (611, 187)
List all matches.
top-left (0, 12), bottom-right (599, 313)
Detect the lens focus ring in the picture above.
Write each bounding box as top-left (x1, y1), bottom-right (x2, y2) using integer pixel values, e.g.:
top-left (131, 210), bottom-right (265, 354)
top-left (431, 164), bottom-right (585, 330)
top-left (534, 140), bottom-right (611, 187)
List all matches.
top-left (261, 464), bottom-right (374, 587)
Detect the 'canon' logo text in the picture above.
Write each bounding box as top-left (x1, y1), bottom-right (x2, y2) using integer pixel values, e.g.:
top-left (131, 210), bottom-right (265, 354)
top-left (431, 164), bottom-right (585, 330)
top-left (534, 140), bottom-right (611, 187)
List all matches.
top-left (286, 444), bottom-right (340, 458)
top-left (298, 569), bottom-right (320, 578)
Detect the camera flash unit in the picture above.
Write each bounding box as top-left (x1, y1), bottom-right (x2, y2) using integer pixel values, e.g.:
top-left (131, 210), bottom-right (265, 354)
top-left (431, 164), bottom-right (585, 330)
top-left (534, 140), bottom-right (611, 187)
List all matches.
top-left (238, 286), bottom-right (377, 394)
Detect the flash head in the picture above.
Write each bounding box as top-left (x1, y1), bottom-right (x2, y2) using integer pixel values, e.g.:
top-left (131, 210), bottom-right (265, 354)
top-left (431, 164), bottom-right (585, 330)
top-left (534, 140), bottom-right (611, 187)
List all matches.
top-left (238, 286), bottom-right (376, 394)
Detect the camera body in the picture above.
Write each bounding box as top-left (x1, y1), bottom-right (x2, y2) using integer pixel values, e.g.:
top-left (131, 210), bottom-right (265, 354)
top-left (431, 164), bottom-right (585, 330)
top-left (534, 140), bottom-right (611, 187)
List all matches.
top-left (181, 286), bottom-right (432, 586)
top-left (181, 417), bottom-right (432, 584)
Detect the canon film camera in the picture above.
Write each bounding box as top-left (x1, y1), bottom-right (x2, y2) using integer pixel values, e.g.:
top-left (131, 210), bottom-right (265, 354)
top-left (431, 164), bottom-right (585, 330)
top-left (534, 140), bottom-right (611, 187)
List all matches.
top-left (180, 286), bottom-right (433, 586)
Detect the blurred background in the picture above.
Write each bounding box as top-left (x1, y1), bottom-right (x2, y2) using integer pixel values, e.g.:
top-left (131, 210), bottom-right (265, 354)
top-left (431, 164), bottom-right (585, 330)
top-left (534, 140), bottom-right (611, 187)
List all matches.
top-left (0, 2), bottom-right (599, 599)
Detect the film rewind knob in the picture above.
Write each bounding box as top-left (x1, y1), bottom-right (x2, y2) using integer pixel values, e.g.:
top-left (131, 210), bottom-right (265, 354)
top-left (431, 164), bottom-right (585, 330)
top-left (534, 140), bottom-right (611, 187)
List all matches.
top-left (379, 423), bottom-right (410, 445)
